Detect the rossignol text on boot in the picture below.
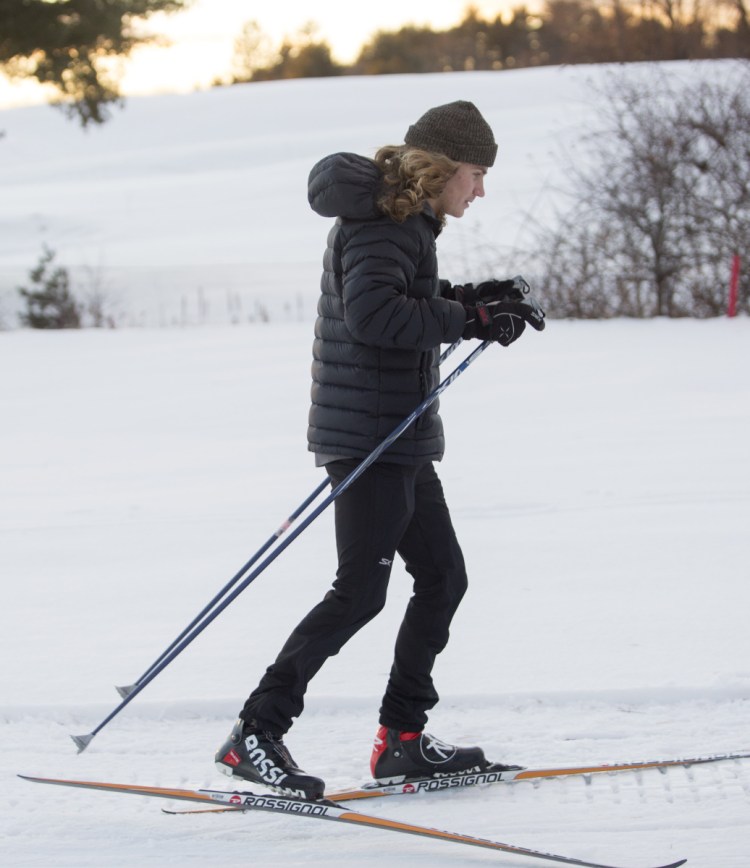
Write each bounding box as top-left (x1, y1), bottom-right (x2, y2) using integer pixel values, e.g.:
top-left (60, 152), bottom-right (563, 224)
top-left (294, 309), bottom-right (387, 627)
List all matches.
top-left (215, 719), bottom-right (324, 800)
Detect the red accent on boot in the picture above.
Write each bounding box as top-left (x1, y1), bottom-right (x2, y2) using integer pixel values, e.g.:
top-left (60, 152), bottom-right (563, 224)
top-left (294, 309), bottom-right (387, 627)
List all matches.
top-left (370, 727), bottom-right (424, 776)
top-left (223, 749), bottom-right (241, 767)
top-left (370, 725), bottom-right (388, 777)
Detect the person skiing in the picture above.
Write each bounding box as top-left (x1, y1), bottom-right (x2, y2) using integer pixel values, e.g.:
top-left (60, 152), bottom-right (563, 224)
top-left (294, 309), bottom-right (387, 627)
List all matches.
top-left (215, 100), bottom-right (545, 800)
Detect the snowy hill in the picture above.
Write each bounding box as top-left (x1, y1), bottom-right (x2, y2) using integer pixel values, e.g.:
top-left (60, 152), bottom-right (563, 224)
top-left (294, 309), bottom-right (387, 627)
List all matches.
top-left (0, 60), bottom-right (740, 327)
top-left (2, 64), bottom-right (749, 867)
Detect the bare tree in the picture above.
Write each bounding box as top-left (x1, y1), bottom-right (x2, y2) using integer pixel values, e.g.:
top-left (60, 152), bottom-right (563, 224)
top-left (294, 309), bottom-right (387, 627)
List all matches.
top-left (533, 63), bottom-right (750, 318)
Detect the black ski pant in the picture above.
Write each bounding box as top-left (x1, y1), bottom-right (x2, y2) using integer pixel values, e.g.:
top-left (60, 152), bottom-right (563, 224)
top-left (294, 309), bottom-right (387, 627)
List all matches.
top-left (241, 459), bottom-right (468, 735)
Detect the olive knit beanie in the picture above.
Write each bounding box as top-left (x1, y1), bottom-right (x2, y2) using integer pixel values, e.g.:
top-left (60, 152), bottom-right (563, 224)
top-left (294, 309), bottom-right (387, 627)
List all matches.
top-left (404, 100), bottom-right (497, 167)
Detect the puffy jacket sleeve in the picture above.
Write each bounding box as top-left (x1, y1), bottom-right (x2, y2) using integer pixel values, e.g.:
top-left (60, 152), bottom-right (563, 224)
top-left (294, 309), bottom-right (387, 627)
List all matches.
top-left (340, 219), bottom-right (466, 350)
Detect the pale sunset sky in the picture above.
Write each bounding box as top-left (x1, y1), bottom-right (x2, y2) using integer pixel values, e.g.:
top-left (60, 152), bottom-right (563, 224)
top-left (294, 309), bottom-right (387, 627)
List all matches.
top-left (0, 0), bottom-right (532, 108)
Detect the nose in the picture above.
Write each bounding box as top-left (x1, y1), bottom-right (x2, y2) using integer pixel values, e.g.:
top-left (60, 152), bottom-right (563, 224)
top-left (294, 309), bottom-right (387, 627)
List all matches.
top-left (475, 178), bottom-right (485, 198)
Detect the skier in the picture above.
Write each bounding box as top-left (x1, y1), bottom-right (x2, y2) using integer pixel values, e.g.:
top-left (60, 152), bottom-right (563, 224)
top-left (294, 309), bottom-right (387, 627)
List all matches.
top-left (215, 100), bottom-right (545, 800)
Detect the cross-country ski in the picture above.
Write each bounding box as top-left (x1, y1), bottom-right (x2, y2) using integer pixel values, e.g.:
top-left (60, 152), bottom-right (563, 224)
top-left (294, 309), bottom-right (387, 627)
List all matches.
top-left (325, 751), bottom-right (750, 802)
top-left (18, 774), bottom-right (687, 868)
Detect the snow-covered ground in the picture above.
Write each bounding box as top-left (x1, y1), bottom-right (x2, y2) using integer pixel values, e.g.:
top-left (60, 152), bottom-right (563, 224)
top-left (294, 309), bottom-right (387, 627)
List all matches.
top-left (2, 63), bottom-right (749, 867)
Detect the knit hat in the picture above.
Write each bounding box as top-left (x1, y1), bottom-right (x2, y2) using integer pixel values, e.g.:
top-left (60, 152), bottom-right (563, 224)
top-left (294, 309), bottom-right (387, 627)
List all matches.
top-left (404, 100), bottom-right (497, 167)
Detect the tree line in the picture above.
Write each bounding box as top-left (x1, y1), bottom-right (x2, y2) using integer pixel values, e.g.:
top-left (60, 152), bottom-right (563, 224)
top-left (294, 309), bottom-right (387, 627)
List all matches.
top-left (233, 1), bottom-right (750, 83)
top-left (2, 2), bottom-right (748, 124)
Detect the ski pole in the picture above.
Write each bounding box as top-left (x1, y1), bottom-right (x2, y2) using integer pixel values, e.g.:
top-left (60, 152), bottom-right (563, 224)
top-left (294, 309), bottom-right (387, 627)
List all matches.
top-left (72, 338), bottom-right (486, 752)
top-left (114, 340), bottom-right (464, 698)
top-left (113, 478), bottom-right (330, 698)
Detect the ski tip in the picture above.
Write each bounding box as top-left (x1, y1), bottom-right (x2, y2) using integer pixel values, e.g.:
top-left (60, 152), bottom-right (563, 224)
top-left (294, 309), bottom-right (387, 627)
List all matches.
top-left (70, 732), bottom-right (94, 753)
top-left (114, 683), bottom-right (137, 699)
top-left (17, 774), bottom-right (56, 786)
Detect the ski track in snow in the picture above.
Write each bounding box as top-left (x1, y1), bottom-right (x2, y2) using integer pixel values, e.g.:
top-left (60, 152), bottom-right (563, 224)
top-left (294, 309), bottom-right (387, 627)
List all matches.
top-left (5, 697), bottom-right (750, 866)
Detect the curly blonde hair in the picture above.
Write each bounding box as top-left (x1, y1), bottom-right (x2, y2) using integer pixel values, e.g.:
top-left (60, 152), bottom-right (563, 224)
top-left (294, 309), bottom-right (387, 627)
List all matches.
top-left (374, 145), bottom-right (460, 224)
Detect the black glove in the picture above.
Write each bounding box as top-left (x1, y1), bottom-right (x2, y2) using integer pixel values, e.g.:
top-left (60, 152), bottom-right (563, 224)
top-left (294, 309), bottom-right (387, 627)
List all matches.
top-left (462, 301), bottom-right (525, 345)
top-left (450, 275), bottom-right (531, 306)
top-left (461, 278), bottom-right (546, 346)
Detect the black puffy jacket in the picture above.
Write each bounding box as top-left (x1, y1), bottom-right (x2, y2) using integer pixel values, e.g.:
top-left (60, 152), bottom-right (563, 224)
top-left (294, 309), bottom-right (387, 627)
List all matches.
top-left (306, 152), bottom-right (466, 465)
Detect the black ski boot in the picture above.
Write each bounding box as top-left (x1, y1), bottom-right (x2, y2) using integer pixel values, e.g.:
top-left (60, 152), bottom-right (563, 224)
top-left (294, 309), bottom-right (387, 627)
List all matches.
top-left (370, 725), bottom-right (489, 782)
top-left (215, 719), bottom-right (325, 800)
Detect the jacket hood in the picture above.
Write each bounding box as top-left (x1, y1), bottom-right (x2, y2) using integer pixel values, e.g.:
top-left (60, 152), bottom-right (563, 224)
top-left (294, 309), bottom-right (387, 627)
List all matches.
top-left (308, 152), bottom-right (384, 221)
